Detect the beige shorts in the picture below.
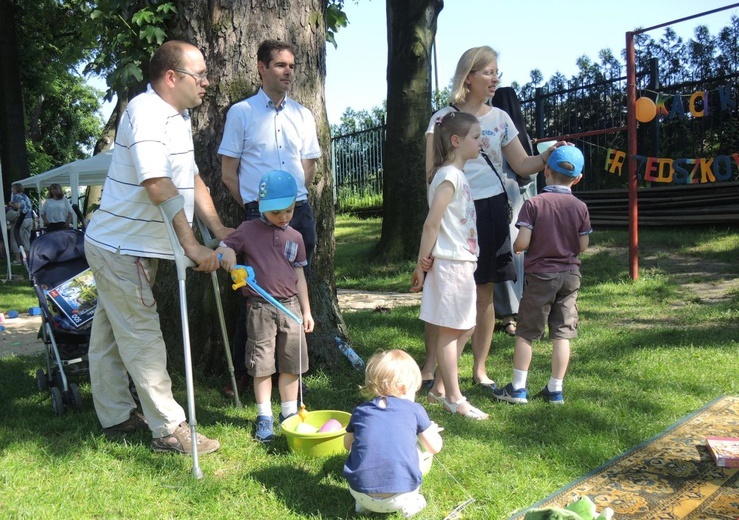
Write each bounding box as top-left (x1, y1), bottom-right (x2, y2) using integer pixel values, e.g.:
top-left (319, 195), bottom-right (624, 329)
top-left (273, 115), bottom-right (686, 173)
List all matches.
top-left (245, 296), bottom-right (308, 377)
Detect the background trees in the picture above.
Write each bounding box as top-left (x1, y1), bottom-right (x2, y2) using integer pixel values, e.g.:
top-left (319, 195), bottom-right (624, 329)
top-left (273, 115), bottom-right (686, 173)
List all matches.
top-left (0, 0), bottom-right (103, 196)
top-left (374, 0), bottom-right (442, 262)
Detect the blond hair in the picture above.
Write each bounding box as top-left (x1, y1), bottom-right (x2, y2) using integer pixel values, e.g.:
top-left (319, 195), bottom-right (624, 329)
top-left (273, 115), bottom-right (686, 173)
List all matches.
top-left (362, 350), bottom-right (422, 398)
top-left (450, 46), bottom-right (499, 105)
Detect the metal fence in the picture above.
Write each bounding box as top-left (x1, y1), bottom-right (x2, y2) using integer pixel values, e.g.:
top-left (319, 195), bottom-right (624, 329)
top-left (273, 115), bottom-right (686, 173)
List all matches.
top-left (519, 64), bottom-right (739, 193)
top-left (331, 124), bottom-right (385, 210)
top-left (330, 65), bottom-right (739, 207)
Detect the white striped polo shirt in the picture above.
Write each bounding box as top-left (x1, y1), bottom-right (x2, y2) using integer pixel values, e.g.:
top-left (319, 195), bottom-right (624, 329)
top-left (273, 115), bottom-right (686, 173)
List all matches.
top-left (86, 85), bottom-right (197, 260)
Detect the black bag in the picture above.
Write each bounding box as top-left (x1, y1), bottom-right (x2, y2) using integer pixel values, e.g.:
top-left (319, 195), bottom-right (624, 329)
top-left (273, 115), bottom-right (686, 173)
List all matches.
top-left (491, 87), bottom-right (537, 188)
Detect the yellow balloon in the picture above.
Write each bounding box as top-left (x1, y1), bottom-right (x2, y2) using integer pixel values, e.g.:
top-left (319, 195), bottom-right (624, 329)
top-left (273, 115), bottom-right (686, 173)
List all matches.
top-left (635, 97), bottom-right (657, 123)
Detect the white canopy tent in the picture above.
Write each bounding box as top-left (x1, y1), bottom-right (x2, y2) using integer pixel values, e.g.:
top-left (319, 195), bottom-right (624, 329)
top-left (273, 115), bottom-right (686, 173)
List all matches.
top-left (2, 150), bottom-right (113, 278)
top-left (17, 149), bottom-right (113, 193)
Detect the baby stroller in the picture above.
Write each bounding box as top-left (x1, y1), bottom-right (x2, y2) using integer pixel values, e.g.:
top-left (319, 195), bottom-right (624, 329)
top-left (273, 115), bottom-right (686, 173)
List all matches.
top-left (26, 227), bottom-right (93, 416)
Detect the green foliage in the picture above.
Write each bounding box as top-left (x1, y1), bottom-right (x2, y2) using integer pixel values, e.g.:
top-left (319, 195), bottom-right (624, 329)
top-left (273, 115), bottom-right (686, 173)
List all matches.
top-left (326, 1), bottom-right (349, 49)
top-left (431, 86), bottom-right (451, 112)
top-left (84, 1), bottom-right (178, 101)
top-left (331, 103), bottom-right (387, 136)
top-left (11, 0), bottom-right (103, 174)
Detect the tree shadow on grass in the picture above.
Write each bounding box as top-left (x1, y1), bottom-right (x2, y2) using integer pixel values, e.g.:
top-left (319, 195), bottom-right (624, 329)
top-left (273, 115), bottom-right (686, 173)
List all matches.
top-left (251, 455), bottom-right (356, 518)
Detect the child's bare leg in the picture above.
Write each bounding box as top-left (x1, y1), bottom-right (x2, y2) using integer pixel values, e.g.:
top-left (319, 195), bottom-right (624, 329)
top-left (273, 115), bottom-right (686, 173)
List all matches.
top-left (421, 322), bottom-right (438, 381)
top-left (512, 336), bottom-right (533, 371)
top-left (551, 339), bottom-right (570, 380)
top-left (435, 326), bottom-right (463, 403)
top-left (253, 375), bottom-right (272, 406)
top-left (277, 372), bottom-right (299, 403)
top-left (471, 282), bottom-right (495, 385)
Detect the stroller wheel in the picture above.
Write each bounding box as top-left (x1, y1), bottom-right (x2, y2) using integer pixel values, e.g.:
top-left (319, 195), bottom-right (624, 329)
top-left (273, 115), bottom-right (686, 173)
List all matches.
top-left (36, 369), bottom-right (49, 392)
top-left (50, 387), bottom-right (65, 416)
top-left (68, 383), bottom-right (83, 412)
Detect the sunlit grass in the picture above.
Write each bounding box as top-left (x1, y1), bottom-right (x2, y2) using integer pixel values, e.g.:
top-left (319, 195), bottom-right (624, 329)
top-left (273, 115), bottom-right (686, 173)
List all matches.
top-left (1, 221), bottom-right (738, 518)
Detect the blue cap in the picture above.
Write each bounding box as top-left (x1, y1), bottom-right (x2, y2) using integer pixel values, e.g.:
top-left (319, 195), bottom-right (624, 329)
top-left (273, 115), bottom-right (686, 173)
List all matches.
top-left (547, 146), bottom-right (584, 177)
top-left (258, 170), bottom-right (298, 213)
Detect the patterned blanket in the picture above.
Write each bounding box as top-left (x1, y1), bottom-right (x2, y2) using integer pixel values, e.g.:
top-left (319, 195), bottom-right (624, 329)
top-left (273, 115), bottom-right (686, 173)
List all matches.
top-left (510, 396), bottom-right (739, 519)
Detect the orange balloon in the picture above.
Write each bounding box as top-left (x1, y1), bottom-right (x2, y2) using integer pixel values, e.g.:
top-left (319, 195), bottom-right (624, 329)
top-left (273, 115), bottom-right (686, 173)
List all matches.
top-left (635, 97), bottom-right (657, 123)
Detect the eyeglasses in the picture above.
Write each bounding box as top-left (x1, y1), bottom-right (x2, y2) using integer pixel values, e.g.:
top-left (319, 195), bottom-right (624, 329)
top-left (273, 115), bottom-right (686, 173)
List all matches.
top-left (473, 69), bottom-right (502, 79)
top-left (174, 69), bottom-right (208, 83)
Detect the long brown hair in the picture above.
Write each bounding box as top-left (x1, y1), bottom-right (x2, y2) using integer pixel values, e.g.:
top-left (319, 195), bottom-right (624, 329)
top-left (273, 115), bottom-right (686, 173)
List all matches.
top-left (429, 111), bottom-right (478, 183)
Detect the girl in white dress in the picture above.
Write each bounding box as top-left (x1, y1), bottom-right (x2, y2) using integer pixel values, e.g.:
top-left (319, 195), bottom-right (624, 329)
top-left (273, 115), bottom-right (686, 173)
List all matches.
top-left (411, 111), bottom-right (488, 420)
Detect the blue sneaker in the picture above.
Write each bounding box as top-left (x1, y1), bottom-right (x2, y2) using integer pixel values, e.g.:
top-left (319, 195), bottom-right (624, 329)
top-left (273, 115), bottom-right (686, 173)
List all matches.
top-left (254, 415), bottom-right (274, 443)
top-left (536, 386), bottom-right (564, 405)
top-left (492, 383), bottom-right (528, 404)
top-left (278, 412), bottom-right (296, 425)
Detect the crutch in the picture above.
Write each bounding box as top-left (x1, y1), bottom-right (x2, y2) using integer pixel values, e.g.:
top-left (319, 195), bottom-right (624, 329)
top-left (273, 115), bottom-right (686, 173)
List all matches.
top-left (157, 195), bottom-right (205, 479)
top-left (194, 218), bottom-right (242, 408)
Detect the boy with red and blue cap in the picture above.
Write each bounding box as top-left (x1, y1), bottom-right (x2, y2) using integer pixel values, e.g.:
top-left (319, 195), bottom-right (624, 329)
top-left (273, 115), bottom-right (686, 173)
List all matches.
top-left (493, 145), bottom-right (592, 405)
top-left (217, 170), bottom-right (314, 442)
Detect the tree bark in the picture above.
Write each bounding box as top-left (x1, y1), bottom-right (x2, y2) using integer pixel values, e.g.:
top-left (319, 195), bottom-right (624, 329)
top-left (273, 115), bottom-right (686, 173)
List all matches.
top-left (0, 0), bottom-right (30, 194)
top-left (153, 0), bottom-right (348, 374)
top-left (375, 0), bottom-right (442, 262)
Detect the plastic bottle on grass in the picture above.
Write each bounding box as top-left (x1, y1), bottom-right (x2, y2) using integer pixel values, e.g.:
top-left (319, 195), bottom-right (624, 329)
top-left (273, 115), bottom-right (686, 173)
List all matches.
top-left (335, 336), bottom-right (365, 371)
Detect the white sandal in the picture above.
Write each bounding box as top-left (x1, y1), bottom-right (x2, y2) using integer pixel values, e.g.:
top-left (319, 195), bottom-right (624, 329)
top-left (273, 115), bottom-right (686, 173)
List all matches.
top-left (443, 396), bottom-right (489, 420)
top-left (426, 390), bottom-right (445, 404)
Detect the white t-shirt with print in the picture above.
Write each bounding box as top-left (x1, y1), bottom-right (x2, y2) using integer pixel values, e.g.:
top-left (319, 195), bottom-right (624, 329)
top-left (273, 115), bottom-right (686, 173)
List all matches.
top-left (426, 106), bottom-right (518, 200)
top-left (428, 164), bottom-right (478, 262)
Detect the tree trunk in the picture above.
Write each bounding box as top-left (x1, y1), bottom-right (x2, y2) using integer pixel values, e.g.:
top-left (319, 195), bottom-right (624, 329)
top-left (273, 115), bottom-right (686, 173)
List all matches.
top-left (0, 0), bottom-right (30, 194)
top-left (153, 0), bottom-right (347, 375)
top-left (375, 0), bottom-right (442, 262)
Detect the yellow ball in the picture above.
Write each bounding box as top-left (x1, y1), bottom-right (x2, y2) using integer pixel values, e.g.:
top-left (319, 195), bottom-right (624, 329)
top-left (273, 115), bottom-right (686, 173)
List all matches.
top-left (635, 97), bottom-right (657, 123)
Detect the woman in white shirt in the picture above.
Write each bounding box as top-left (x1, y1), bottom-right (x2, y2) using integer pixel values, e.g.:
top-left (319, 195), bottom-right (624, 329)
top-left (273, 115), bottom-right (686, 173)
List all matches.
top-left (422, 46), bottom-right (561, 392)
top-left (40, 183), bottom-right (72, 232)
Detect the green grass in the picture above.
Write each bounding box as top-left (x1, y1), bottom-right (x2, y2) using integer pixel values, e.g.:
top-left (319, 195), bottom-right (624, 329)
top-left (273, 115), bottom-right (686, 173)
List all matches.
top-left (0, 264), bottom-right (38, 312)
top-left (1, 222), bottom-right (738, 519)
top-left (334, 215), bottom-right (414, 291)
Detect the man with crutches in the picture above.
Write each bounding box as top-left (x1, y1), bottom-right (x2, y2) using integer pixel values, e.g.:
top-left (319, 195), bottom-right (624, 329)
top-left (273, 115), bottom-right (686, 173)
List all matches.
top-left (85, 41), bottom-right (232, 459)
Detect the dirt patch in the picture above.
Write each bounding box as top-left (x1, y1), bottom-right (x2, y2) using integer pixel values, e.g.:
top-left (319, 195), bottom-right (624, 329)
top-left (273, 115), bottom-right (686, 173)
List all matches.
top-left (337, 289), bottom-right (421, 313)
top-left (588, 244), bottom-right (739, 304)
top-left (0, 314), bottom-right (45, 358)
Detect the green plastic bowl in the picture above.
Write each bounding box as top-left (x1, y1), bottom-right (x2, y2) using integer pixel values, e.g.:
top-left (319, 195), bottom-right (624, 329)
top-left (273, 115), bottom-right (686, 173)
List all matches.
top-left (282, 410), bottom-right (351, 457)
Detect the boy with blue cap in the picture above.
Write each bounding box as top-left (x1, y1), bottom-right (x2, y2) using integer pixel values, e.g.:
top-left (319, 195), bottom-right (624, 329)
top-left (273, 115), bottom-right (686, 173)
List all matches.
top-left (493, 145), bottom-right (592, 405)
top-left (217, 170), bottom-right (314, 442)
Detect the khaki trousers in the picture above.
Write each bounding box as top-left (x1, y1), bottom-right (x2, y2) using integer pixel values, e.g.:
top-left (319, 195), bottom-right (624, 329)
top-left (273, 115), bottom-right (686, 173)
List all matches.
top-left (85, 242), bottom-right (186, 438)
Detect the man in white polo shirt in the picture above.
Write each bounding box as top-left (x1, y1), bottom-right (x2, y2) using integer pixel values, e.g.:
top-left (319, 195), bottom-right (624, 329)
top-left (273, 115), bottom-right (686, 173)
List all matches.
top-left (217, 39), bottom-right (321, 399)
top-left (85, 40), bottom-right (232, 455)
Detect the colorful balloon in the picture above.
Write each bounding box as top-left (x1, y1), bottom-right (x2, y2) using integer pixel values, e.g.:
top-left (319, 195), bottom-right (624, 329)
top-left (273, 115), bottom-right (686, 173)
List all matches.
top-left (295, 422), bottom-right (319, 434)
top-left (635, 97), bottom-right (657, 123)
top-left (319, 418), bottom-right (343, 433)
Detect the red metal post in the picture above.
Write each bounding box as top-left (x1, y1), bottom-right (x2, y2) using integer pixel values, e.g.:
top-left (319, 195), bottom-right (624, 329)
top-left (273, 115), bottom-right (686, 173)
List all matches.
top-left (626, 31), bottom-right (639, 280)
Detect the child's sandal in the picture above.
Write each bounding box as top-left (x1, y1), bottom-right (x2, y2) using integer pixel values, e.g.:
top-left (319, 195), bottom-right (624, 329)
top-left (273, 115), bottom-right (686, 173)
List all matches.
top-left (502, 320), bottom-right (517, 336)
top-left (426, 390), bottom-right (445, 405)
top-left (443, 396), bottom-right (488, 420)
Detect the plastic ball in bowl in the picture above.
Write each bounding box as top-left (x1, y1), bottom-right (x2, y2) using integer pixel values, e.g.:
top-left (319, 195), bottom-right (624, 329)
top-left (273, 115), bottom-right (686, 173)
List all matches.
top-left (319, 418), bottom-right (343, 433)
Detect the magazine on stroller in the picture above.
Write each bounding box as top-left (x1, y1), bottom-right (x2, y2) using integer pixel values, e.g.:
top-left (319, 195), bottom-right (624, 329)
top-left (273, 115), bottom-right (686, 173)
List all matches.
top-left (46, 268), bottom-right (97, 329)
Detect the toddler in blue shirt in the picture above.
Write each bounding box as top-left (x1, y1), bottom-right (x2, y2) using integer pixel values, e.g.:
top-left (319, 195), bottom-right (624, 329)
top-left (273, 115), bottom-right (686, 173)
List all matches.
top-left (343, 349), bottom-right (443, 517)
